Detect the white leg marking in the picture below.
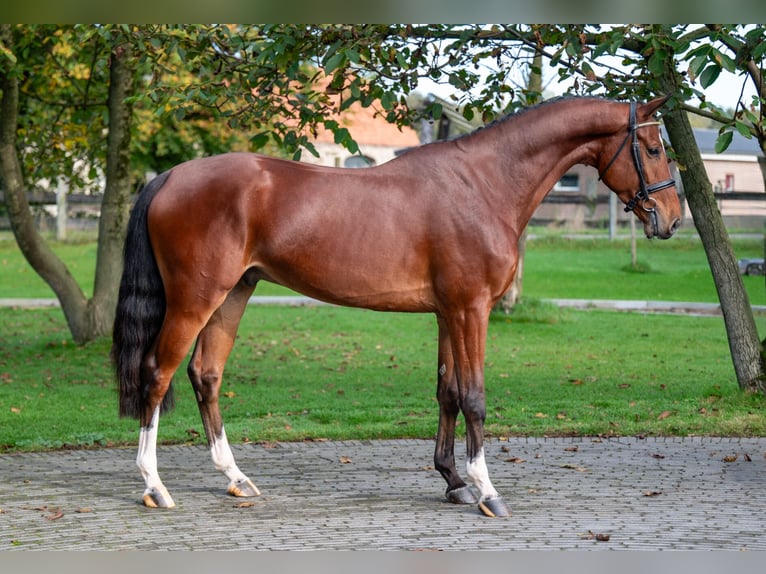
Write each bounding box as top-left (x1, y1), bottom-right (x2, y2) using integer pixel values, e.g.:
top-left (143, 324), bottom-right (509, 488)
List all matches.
top-left (466, 448), bottom-right (500, 502)
top-left (136, 406), bottom-right (175, 508)
top-left (212, 426), bottom-right (260, 497)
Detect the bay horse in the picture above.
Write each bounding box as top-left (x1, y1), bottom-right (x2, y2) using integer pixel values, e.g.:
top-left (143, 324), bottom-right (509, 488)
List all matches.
top-left (112, 95), bottom-right (681, 517)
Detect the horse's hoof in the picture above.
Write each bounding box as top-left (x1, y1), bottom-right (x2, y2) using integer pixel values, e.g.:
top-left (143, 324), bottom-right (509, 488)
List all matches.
top-left (142, 486), bottom-right (176, 509)
top-left (478, 496), bottom-right (511, 518)
top-left (227, 477), bottom-right (261, 498)
top-left (446, 485), bottom-right (479, 505)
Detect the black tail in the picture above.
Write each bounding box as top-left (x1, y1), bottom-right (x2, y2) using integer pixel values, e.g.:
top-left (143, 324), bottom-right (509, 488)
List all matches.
top-left (112, 170), bottom-right (174, 419)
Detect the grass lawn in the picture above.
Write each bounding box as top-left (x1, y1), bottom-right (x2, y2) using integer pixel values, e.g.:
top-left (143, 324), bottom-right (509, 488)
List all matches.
top-left (0, 228), bottom-right (765, 451)
top-left (1, 302), bottom-right (765, 452)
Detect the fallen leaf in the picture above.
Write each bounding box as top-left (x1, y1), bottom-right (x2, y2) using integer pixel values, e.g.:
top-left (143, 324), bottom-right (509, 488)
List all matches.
top-left (723, 454), bottom-right (738, 463)
top-left (564, 446), bottom-right (579, 452)
top-left (657, 411), bottom-right (673, 420)
top-left (642, 490), bottom-right (663, 497)
top-left (44, 508), bottom-right (64, 521)
top-left (651, 453), bottom-right (665, 459)
top-left (186, 428), bottom-right (200, 438)
top-left (223, 391), bottom-right (236, 398)
top-left (339, 456), bottom-right (353, 464)
top-left (505, 457), bottom-right (526, 464)
top-left (535, 412), bottom-right (548, 419)
top-left (233, 501), bottom-right (257, 508)
top-left (744, 453), bottom-right (752, 462)
top-left (560, 464), bottom-right (588, 472)
top-left (579, 530), bottom-right (610, 542)
top-left (595, 533), bottom-right (611, 542)
top-left (10, 407), bottom-right (21, 414)
top-left (74, 507), bottom-right (93, 513)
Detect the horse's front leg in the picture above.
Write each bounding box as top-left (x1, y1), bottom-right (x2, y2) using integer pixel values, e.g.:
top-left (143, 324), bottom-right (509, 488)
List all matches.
top-left (187, 283), bottom-right (260, 499)
top-left (446, 306), bottom-right (511, 518)
top-left (434, 317), bottom-right (479, 505)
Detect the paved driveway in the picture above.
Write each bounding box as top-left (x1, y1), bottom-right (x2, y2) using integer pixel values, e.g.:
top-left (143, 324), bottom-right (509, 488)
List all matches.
top-left (1, 436), bottom-right (764, 550)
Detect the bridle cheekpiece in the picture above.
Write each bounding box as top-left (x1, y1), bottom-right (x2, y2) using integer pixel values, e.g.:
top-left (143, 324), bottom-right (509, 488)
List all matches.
top-left (598, 102), bottom-right (676, 234)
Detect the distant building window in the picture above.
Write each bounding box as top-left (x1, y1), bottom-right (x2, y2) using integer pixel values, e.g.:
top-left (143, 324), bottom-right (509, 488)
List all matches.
top-left (725, 173), bottom-right (735, 191)
top-left (554, 173), bottom-right (580, 192)
top-left (344, 155), bottom-right (375, 168)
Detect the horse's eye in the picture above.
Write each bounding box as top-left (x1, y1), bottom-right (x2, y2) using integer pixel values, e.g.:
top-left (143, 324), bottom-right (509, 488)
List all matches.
top-left (647, 147), bottom-right (661, 158)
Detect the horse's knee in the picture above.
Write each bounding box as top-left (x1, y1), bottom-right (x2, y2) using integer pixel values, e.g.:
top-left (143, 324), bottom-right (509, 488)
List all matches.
top-left (437, 376), bottom-right (460, 412)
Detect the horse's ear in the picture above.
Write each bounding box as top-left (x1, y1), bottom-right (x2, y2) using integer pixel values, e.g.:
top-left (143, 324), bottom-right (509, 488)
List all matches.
top-left (642, 94), bottom-right (672, 117)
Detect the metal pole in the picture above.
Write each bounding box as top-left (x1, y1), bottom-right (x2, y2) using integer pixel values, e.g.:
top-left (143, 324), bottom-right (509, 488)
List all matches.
top-left (56, 178), bottom-right (67, 241)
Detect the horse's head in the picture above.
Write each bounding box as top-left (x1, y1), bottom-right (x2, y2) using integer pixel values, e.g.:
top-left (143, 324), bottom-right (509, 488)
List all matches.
top-left (597, 96), bottom-right (682, 239)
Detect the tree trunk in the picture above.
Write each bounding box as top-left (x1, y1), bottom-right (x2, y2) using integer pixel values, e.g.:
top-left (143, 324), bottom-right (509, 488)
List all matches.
top-left (0, 26), bottom-right (136, 344)
top-left (87, 36), bottom-right (136, 338)
top-left (0, 25), bottom-right (90, 341)
top-left (658, 59), bottom-right (764, 393)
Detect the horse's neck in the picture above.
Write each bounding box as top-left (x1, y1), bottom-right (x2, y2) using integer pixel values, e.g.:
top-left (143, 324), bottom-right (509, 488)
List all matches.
top-left (470, 100), bottom-right (624, 230)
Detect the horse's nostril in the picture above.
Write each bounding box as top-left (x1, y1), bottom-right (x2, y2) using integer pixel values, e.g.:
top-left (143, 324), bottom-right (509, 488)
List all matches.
top-left (670, 218), bottom-right (681, 234)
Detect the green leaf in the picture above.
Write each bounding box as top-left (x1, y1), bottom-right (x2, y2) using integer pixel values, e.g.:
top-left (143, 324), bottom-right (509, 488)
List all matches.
top-left (714, 130), bottom-right (733, 153)
top-left (324, 52), bottom-right (346, 74)
top-left (333, 128), bottom-right (351, 146)
top-left (302, 140), bottom-right (320, 158)
top-left (380, 91), bottom-right (396, 111)
top-left (688, 54), bottom-right (708, 78)
top-left (249, 132), bottom-right (270, 150)
top-left (0, 43), bottom-right (16, 65)
top-left (699, 64), bottom-right (721, 89)
top-left (734, 120), bottom-right (752, 138)
top-left (712, 48), bottom-right (736, 73)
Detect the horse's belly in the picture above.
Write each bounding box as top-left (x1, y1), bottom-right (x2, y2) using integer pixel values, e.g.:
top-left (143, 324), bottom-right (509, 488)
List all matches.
top-left (257, 255), bottom-right (435, 313)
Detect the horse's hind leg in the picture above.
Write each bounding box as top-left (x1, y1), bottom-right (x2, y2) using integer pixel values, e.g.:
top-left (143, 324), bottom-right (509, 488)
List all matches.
top-left (434, 317), bottom-right (479, 505)
top-left (138, 308), bottom-right (213, 508)
top-left (187, 279), bottom-right (260, 498)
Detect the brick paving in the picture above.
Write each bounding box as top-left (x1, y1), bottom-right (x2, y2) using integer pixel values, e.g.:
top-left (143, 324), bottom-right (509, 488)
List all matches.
top-left (2, 436), bottom-right (765, 550)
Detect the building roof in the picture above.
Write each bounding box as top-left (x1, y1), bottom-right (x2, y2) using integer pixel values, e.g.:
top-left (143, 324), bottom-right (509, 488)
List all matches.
top-left (661, 127), bottom-right (763, 156)
top-left (312, 102), bottom-right (420, 147)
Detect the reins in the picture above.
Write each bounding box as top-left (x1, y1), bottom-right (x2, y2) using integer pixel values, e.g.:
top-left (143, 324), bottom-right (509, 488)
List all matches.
top-left (598, 102), bottom-right (676, 229)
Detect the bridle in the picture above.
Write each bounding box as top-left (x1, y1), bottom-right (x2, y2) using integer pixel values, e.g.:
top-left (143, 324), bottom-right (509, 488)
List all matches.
top-left (598, 102), bottom-right (676, 235)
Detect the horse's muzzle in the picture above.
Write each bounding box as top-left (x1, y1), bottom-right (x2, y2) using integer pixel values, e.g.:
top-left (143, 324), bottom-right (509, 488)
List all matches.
top-left (647, 216), bottom-right (681, 240)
